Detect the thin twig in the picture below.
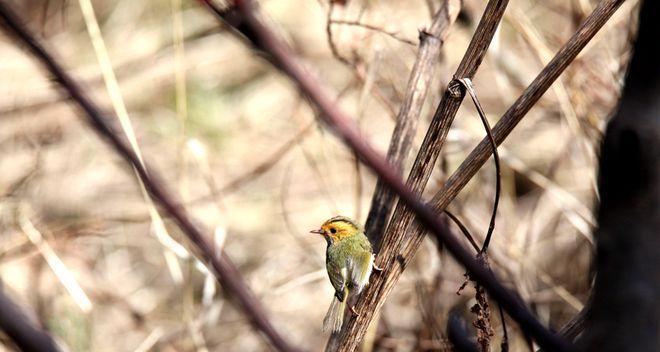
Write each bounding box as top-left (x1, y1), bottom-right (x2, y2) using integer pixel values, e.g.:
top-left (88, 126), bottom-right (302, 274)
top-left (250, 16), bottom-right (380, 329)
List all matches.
top-left (454, 77), bottom-right (508, 351)
top-left (443, 209), bottom-right (480, 252)
top-left (187, 120), bottom-right (314, 206)
top-left (325, 2), bottom-right (352, 65)
top-left (0, 3), bottom-right (300, 352)
top-left (219, 121), bottom-right (314, 194)
top-left (329, 19), bottom-right (417, 46)
top-left (18, 206), bottom-right (93, 313)
top-left (454, 78), bottom-right (501, 254)
top-left (201, 1), bottom-right (570, 351)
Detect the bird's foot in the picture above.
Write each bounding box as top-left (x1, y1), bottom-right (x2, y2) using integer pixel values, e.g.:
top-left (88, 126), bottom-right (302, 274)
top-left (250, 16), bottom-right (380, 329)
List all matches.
top-left (349, 305), bottom-right (360, 316)
top-left (373, 263), bottom-right (383, 272)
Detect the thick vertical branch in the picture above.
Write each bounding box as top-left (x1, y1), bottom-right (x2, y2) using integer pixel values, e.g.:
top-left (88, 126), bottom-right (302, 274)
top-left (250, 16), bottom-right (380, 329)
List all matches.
top-left (0, 3), bottom-right (299, 352)
top-left (0, 289), bottom-right (60, 352)
top-left (364, 0), bottom-right (461, 252)
top-left (579, 0), bottom-right (660, 350)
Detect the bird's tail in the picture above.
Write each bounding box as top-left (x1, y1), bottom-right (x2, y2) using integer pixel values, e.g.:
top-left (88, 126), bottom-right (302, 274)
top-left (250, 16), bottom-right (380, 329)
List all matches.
top-left (323, 288), bottom-right (348, 333)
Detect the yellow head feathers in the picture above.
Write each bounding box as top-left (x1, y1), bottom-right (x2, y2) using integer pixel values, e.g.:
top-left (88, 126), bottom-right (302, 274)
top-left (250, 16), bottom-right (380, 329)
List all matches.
top-left (311, 216), bottom-right (362, 242)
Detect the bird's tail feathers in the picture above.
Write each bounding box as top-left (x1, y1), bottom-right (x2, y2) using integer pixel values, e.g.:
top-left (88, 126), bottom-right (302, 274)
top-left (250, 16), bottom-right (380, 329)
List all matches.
top-left (323, 296), bottom-right (346, 333)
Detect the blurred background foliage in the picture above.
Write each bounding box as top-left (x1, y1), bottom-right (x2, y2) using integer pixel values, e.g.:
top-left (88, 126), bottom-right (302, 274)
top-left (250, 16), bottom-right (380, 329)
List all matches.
top-left (0, 0), bottom-right (638, 350)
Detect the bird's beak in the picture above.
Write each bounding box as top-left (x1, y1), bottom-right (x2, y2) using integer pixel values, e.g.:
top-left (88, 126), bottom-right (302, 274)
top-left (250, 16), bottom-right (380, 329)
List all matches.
top-left (310, 228), bottom-right (324, 235)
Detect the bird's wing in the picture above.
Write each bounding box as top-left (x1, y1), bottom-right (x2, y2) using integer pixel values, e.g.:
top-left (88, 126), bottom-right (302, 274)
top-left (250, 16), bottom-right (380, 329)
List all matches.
top-left (349, 250), bottom-right (373, 293)
top-left (326, 257), bottom-right (347, 300)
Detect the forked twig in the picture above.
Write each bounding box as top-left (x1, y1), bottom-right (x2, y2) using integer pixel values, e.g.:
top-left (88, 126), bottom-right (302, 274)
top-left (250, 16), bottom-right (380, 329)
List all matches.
top-left (0, 3), bottom-right (300, 352)
top-left (444, 209), bottom-right (480, 252)
top-left (453, 78), bottom-right (501, 254)
top-left (326, 2), bottom-right (352, 65)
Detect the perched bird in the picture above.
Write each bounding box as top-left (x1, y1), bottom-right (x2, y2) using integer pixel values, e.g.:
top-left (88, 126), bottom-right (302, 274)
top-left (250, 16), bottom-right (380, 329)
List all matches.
top-left (310, 216), bottom-right (380, 332)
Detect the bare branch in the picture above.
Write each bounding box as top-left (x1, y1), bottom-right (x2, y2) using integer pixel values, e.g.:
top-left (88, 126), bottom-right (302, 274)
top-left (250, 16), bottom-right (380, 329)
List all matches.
top-left (428, 0), bottom-right (626, 216)
top-left (0, 3), bottom-right (300, 352)
top-left (329, 19), bottom-right (417, 46)
top-left (325, 2), bottom-right (352, 65)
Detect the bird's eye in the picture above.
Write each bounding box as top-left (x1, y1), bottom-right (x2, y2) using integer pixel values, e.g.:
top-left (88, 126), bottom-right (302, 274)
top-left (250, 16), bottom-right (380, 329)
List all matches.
top-left (330, 228), bottom-right (337, 234)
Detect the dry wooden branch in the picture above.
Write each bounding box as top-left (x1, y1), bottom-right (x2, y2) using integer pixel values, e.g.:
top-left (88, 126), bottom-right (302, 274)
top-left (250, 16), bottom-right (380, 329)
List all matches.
top-left (0, 3), bottom-right (299, 352)
top-left (428, 0), bottom-right (626, 215)
top-left (364, 0), bottom-right (460, 253)
top-left (202, 1), bottom-right (569, 351)
top-left (0, 288), bottom-right (60, 352)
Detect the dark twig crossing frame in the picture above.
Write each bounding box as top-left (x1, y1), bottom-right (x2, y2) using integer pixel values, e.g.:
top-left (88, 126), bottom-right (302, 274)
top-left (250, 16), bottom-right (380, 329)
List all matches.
top-left (0, 3), bottom-right (300, 352)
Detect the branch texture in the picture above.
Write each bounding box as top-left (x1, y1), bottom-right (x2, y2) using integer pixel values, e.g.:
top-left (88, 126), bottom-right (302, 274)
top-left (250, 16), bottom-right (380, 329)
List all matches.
top-left (429, 0), bottom-right (626, 214)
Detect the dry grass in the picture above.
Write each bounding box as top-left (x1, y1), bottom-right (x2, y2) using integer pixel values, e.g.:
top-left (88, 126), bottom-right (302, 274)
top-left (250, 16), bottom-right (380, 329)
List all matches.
top-left (0, 0), bottom-right (637, 351)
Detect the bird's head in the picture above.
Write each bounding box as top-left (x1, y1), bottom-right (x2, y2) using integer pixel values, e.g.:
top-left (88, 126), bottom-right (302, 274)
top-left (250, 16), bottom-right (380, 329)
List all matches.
top-left (310, 216), bottom-right (362, 243)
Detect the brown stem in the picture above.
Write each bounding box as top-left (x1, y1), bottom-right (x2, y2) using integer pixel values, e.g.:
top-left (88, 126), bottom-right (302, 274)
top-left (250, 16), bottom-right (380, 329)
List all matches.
top-left (454, 78), bottom-right (501, 254)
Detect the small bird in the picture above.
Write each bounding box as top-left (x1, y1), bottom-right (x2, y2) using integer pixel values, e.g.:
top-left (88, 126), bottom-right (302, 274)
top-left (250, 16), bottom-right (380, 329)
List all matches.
top-left (310, 216), bottom-right (380, 332)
